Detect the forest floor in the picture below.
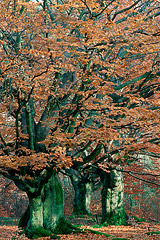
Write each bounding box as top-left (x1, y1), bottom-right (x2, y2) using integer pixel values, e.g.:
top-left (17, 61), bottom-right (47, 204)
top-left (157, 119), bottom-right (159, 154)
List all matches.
top-left (0, 217), bottom-right (160, 240)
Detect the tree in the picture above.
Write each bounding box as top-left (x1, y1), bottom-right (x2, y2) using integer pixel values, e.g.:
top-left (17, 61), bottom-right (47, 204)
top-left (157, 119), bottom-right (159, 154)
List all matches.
top-left (0, 1), bottom-right (81, 238)
top-left (100, 169), bottom-right (125, 225)
top-left (0, 0), bottom-right (160, 237)
top-left (64, 168), bottom-right (101, 215)
top-left (56, 0), bottom-right (160, 224)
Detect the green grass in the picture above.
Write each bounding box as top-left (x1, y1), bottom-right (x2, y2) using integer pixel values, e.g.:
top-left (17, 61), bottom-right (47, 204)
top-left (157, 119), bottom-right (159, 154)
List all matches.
top-left (0, 217), bottom-right (18, 226)
top-left (85, 229), bottom-right (112, 237)
top-left (145, 231), bottom-right (160, 235)
top-left (92, 222), bottom-right (108, 228)
top-left (131, 216), bottom-right (146, 222)
top-left (112, 238), bottom-right (129, 240)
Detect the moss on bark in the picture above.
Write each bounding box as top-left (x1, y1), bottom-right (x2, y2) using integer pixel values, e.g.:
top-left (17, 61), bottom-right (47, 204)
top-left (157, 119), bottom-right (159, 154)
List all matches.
top-left (72, 181), bottom-right (93, 215)
top-left (18, 171), bottom-right (76, 238)
top-left (102, 209), bottom-right (126, 225)
top-left (101, 169), bottom-right (127, 225)
top-left (54, 217), bottom-right (81, 234)
top-left (24, 226), bottom-right (60, 239)
top-left (18, 205), bottom-right (30, 228)
top-left (43, 173), bottom-right (63, 232)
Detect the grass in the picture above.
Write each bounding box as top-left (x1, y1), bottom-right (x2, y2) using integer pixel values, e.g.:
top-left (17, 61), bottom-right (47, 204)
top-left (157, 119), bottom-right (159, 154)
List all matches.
top-left (112, 238), bottom-right (129, 240)
top-left (131, 216), bottom-right (146, 223)
top-left (145, 231), bottom-right (160, 235)
top-left (85, 228), bottom-right (112, 238)
top-left (0, 217), bottom-right (18, 226)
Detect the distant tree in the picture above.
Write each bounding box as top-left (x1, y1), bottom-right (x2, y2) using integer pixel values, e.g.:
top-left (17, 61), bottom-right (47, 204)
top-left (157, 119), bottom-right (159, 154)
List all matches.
top-left (63, 168), bottom-right (101, 215)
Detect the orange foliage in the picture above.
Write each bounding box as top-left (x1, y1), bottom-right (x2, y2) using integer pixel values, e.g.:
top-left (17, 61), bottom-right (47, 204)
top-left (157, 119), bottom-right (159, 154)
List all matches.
top-left (0, 0), bottom-right (159, 187)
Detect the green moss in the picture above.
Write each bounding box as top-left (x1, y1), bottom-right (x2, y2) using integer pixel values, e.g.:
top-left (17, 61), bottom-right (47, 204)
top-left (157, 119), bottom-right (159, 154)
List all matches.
top-left (92, 224), bottom-right (102, 228)
top-left (25, 226), bottom-right (60, 239)
top-left (145, 231), bottom-right (160, 235)
top-left (74, 224), bottom-right (83, 227)
top-left (54, 217), bottom-right (81, 234)
top-left (73, 207), bottom-right (90, 215)
top-left (86, 229), bottom-right (112, 237)
top-left (55, 177), bottom-right (63, 205)
top-left (131, 216), bottom-right (146, 222)
top-left (100, 222), bottom-right (108, 227)
top-left (92, 222), bottom-right (108, 228)
top-left (112, 238), bottom-right (129, 240)
top-left (102, 209), bottom-right (127, 226)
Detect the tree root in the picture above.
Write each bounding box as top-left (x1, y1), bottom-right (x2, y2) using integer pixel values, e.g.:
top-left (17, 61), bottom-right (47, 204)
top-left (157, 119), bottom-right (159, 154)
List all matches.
top-left (54, 217), bottom-right (82, 234)
top-left (24, 226), bottom-right (60, 239)
top-left (82, 228), bottom-right (112, 238)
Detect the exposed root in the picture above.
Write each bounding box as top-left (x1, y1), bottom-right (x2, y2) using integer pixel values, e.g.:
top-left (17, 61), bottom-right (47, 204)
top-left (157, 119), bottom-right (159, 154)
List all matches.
top-left (24, 226), bottom-right (60, 239)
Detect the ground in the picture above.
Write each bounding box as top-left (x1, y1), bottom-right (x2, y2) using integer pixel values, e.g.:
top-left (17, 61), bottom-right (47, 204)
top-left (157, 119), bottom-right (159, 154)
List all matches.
top-left (0, 218), bottom-right (159, 240)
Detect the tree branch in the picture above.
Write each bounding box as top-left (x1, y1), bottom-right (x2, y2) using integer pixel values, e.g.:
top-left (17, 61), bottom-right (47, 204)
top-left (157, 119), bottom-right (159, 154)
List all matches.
top-left (80, 0), bottom-right (93, 19)
top-left (0, 170), bottom-right (35, 193)
top-left (30, 65), bottom-right (49, 82)
top-left (94, 0), bottom-right (116, 18)
top-left (120, 169), bottom-right (160, 177)
top-left (128, 172), bottom-right (160, 187)
top-left (111, 0), bottom-right (142, 21)
top-left (0, 132), bottom-right (7, 147)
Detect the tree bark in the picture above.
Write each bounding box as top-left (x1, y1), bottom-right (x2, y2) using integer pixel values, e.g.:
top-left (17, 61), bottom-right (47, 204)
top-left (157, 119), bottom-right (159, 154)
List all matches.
top-left (43, 172), bottom-right (63, 232)
top-left (27, 195), bottom-right (43, 230)
top-left (100, 169), bottom-right (126, 225)
top-left (19, 171), bottom-right (75, 238)
top-left (71, 177), bottom-right (93, 215)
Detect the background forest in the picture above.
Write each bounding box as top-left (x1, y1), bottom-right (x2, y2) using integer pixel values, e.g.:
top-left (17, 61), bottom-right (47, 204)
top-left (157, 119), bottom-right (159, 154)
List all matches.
top-left (0, 171), bottom-right (159, 221)
top-left (0, 0), bottom-right (160, 239)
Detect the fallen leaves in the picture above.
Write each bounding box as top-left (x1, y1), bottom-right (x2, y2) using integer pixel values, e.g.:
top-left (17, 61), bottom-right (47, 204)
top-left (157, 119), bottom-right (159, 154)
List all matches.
top-left (0, 222), bottom-right (159, 240)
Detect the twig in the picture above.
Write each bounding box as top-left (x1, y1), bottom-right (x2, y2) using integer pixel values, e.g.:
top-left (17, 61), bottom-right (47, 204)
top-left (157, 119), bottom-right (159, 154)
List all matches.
top-left (128, 172), bottom-right (160, 186)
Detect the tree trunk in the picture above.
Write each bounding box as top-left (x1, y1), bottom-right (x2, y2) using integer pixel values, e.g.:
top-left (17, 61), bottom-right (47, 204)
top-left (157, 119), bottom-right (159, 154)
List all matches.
top-left (43, 172), bottom-right (63, 232)
top-left (72, 179), bottom-right (93, 215)
top-left (27, 195), bottom-right (43, 230)
top-left (19, 172), bottom-right (76, 239)
top-left (100, 169), bottom-right (126, 225)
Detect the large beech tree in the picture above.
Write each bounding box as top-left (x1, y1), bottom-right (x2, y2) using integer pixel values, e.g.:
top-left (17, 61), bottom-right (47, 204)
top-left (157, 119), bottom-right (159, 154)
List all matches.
top-left (0, 0), bottom-right (160, 237)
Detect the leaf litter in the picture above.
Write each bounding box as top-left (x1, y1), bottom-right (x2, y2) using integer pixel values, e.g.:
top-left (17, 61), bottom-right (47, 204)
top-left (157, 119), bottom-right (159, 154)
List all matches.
top-left (0, 222), bottom-right (159, 240)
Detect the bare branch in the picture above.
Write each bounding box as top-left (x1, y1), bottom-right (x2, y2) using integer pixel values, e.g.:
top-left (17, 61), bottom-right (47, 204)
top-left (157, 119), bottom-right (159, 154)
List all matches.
top-left (94, 0), bottom-right (116, 18)
top-left (0, 132), bottom-right (7, 147)
top-left (111, 0), bottom-right (142, 21)
top-left (128, 172), bottom-right (160, 187)
top-left (30, 65), bottom-right (49, 82)
top-left (120, 169), bottom-right (160, 177)
top-left (80, 0), bottom-right (93, 19)
top-left (0, 170), bottom-right (35, 193)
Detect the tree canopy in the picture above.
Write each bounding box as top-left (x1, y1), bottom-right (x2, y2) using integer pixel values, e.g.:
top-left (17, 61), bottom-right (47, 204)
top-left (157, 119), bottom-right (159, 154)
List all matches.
top-left (0, 0), bottom-right (160, 237)
top-left (0, 0), bottom-right (159, 176)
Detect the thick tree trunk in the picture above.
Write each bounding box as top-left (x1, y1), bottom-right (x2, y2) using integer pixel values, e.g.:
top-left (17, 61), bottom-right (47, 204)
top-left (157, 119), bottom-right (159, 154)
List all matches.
top-left (100, 169), bottom-right (126, 225)
top-left (72, 179), bottom-right (93, 215)
top-left (19, 172), bottom-right (76, 239)
top-left (27, 195), bottom-right (43, 230)
top-left (43, 172), bottom-right (63, 232)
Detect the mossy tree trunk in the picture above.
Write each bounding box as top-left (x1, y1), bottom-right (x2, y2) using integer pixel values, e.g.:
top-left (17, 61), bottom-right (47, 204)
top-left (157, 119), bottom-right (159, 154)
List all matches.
top-left (18, 171), bottom-right (75, 239)
top-left (67, 169), bottom-right (93, 215)
top-left (43, 172), bottom-right (64, 232)
top-left (100, 169), bottom-right (126, 225)
top-left (72, 179), bottom-right (93, 215)
top-left (26, 194), bottom-right (44, 232)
